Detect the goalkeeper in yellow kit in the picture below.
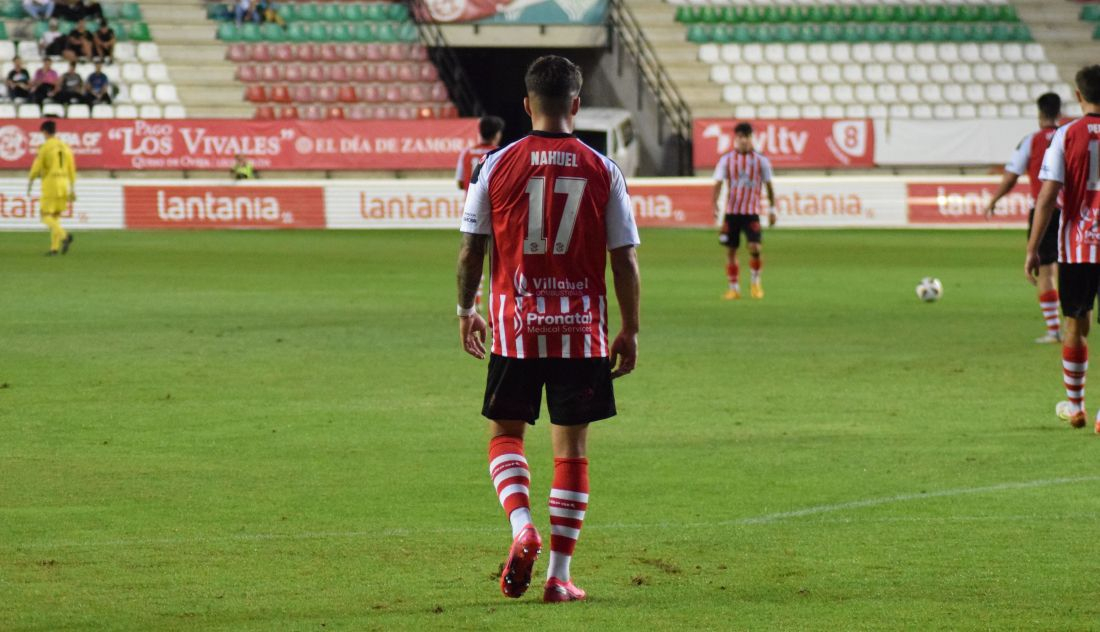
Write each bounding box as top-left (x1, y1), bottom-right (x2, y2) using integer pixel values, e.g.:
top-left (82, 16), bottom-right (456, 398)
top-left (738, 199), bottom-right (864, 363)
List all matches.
top-left (28, 120), bottom-right (75, 256)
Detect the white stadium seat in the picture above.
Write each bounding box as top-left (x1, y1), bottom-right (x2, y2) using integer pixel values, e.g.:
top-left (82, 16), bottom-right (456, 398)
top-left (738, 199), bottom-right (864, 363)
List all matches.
top-left (121, 63), bottom-right (144, 83)
top-left (833, 83), bottom-right (855, 104)
top-left (757, 105), bottom-right (778, 118)
top-left (797, 64), bottom-right (819, 84)
top-left (956, 104), bottom-right (978, 119)
top-left (851, 43), bottom-right (873, 64)
top-left (91, 104), bottom-right (114, 119)
top-left (937, 43), bottom-right (959, 64)
top-left (115, 104), bottom-right (138, 118)
top-left (733, 104), bottom-right (755, 119)
top-left (994, 64), bottom-right (1016, 84)
top-left (130, 83), bottom-right (155, 104)
top-left (844, 104), bottom-right (866, 118)
top-left (42, 103), bottom-right (65, 117)
top-left (895, 43), bottom-right (916, 64)
top-left (146, 63), bottom-right (170, 84)
top-left (907, 64), bottom-right (929, 83)
top-left (763, 44), bottom-right (784, 64)
top-left (719, 44), bottom-right (740, 64)
top-left (1003, 44), bottom-right (1024, 64)
top-left (920, 84), bottom-right (942, 103)
top-left (987, 84), bottom-right (1008, 103)
top-left (820, 64), bottom-right (841, 83)
top-left (710, 65), bottom-right (731, 84)
top-left (137, 43), bottom-right (161, 63)
top-left (973, 64), bottom-right (994, 83)
top-left (978, 104), bottom-right (999, 118)
top-left (1009, 84), bottom-right (1031, 103)
top-left (778, 104), bottom-right (799, 119)
top-left (802, 104), bottom-right (824, 118)
top-left (777, 64), bottom-right (798, 84)
top-left (18, 104), bottom-right (41, 118)
top-left (722, 84), bottom-right (744, 104)
top-left (733, 65), bottom-right (753, 84)
top-left (1024, 44), bottom-right (1045, 63)
top-left (886, 63), bottom-right (907, 84)
top-left (811, 84), bottom-right (832, 105)
top-left (699, 44), bottom-right (719, 64)
top-left (754, 64), bottom-right (776, 83)
top-left (0, 41), bottom-right (14, 60)
top-left (868, 104), bottom-right (888, 119)
top-left (964, 84), bottom-right (986, 103)
top-left (113, 42), bottom-right (136, 62)
top-left (915, 43), bottom-right (937, 64)
top-left (929, 64), bottom-right (951, 83)
top-left (789, 84), bottom-right (810, 103)
top-left (823, 105), bottom-right (844, 119)
top-left (943, 84), bottom-right (965, 104)
top-left (17, 41), bottom-right (40, 62)
top-left (933, 104), bottom-right (954, 119)
top-left (154, 85), bottom-right (180, 104)
top-left (164, 105), bottom-right (187, 119)
top-left (827, 43), bottom-right (850, 64)
top-left (951, 64), bottom-right (972, 83)
top-left (742, 44), bottom-right (763, 64)
top-left (959, 43), bottom-right (982, 64)
top-left (899, 84), bottom-right (921, 104)
top-left (1017, 64), bottom-right (1038, 83)
top-left (139, 104), bottom-right (163, 119)
top-left (872, 43), bottom-right (894, 64)
top-left (67, 104), bottom-right (90, 119)
top-left (1039, 64), bottom-right (1061, 83)
top-left (999, 104), bottom-right (1021, 118)
top-left (876, 84), bottom-right (898, 103)
top-left (855, 83), bottom-right (876, 103)
top-left (787, 43), bottom-right (808, 64)
top-left (864, 64), bottom-right (885, 83)
top-left (745, 85), bottom-right (767, 105)
top-left (842, 64), bottom-right (863, 84)
top-left (889, 104), bottom-right (911, 119)
top-left (980, 44), bottom-right (1003, 63)
top-left (911, 104), bottom-right (934, 119)
top-left (0, 104), bottom-right (15, 118)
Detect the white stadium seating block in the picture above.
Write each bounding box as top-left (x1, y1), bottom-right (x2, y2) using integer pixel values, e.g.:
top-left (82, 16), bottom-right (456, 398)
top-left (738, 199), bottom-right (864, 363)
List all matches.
top-left (139, 104), bottom-right (163, 119)
top-left (130, 83), bottom-right (155, 104)
top-left (823, 105), bottom-right (844, 119)
top-left (164, 105), bottom-right (187, 119)
top-left (920, 84), bottom-right (942, 103)
top-left (844, 104), bottom-right (866, 118)
top-left (18, 104), bottom-right (41, 118)
top-left (17, 41), bottom-right (40, 62)
top-left (67, 104), bottom-right (90, 119)
top-left (115, 104), bottom-right (138, 118)
top-left (778, 104), bottom-right (799, 119)
top-left (911, 104), bottom-right (934, 120)
top-left (827, 43), bottom-right (850, 64)
top-left (876, 84), bottom-right (898, 103)
top-left (114, 43), bottom-right (136, 62)
top-left (764, 44), bottom-right (784, 64)
top-left (121, 63), bottom-right (144, 83)
top-left (0, 104), bottom-right (15, 118)
top-left (710, 65), bottom-right (731, 83)
top-left (91, 104), bottom-right (114, 119)
top-left (155, 85), bottom-right (180, 104)
top-left (929, 64), bottom-right (950, 83)
top-left (147, 63), bottom-right (169, 84)
top-left (722, 84), bottom-right (743, 104)
top-left (855, 84), bottom-right (875, 103)
top-left (964, 84), bottom-right (985, 103)
top-left (1009, 85), bottom-right (1031, 103)
top-left (137, 43), bottom-right (161, 63)
top-left (0, 42), bottom-right (14, 59)
top-left (41, 103), bottom-right (65, 117)
top-left (1017, 65), bottom-right (1037, 83)
top-left (720, 44), bottom-right (741, 64)
top-left (886, 64), bottom-right (906, 83)
top-left (699, 44), bottom-right (719, 64)
top-left (1024, 44), bottom-right (1045, 63)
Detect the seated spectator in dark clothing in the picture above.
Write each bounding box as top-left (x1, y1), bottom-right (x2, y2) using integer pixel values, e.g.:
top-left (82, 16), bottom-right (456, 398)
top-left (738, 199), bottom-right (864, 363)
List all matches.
top-left (62, 19), bottom-right (93, 61)
top-left (40, 18), bottom-right (65, 57)
top-left (54, 0), bottom-right (102, 21)
top-left (31, 59), bottom-right (59, 104)
top-left (86, 61), bottom-right (110, 104)
top-left (6, 58), bottom-right (32, 102)
top-left (56, 61), bottom-right (88, 104)
top-left (92, 20), bottom-right (114, 62)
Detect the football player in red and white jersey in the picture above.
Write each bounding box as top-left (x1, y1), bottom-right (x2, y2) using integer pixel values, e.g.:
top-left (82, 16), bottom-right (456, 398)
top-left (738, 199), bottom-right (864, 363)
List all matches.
top-left (456, 115), bottom-right (504, 313)
top-left (1027, 65), bottom-right (1100, 431)
top-left (988, 93), bottom-right (1063, 343)
top-left (455, 55), bottom-right (641, 603)
top-left (712, 122), bottom-right (776, 300)
top-left (456, 115), bottom-right (504, 193)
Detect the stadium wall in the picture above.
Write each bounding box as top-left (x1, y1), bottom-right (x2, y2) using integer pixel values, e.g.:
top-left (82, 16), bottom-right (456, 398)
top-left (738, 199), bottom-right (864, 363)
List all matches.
top-left (0, 176), bottom-right (1032, 231)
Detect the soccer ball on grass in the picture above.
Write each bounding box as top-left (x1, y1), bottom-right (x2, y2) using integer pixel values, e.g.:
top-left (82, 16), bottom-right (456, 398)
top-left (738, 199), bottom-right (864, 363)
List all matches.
top-left (915, 277), bottom-right (943, 302)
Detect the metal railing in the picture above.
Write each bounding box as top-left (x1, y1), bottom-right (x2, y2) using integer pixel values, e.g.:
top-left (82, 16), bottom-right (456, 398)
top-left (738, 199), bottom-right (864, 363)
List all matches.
top-left (405, 0), bottom-right (485, 117)
top-left (606, 0), bottom-right (693, 174)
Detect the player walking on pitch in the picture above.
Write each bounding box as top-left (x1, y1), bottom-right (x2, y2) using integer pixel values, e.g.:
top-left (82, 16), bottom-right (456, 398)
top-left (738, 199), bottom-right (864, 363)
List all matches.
top-left (713, 122), bottom-right (776, 300)
top-left (989, 93), bottom-right (1064, 343)
top-left (1026, 66), bottom-right (1100, 431)
top-left (456, 115), bottom-right (505, 313)
top-left (456, 55), bottom-right (641, 602)
top-left (28, 120), bottom-right (75, 256)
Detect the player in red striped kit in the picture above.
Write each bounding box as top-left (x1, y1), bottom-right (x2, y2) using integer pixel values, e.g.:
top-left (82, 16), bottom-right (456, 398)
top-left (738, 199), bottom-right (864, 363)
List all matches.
top-left (1026, 66), bottom-right (1100, 431)
top-left (455, 55), bottom-right (641, 602)
top-left (457, 115), bottom-right (505, 313)
top-left (988, 93), bottom-right (1063, 343)
top-left (712, 122), bottom-right (776, 300)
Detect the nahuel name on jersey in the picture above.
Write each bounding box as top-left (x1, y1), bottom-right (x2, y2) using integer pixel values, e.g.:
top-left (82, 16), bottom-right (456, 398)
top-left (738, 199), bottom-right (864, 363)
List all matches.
top-left (530, 151), bottom-right (578, 167)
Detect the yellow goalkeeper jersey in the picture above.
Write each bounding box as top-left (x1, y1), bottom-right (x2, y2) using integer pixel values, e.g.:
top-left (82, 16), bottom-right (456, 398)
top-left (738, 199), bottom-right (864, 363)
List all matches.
top-left (29, 137), bottom-right (75, 201)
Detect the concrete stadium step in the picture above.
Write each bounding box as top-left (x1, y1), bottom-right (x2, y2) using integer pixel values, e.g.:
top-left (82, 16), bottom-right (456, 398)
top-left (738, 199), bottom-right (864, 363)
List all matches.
top-left (139, 4), bottom-right (207, 23)
top-left (1012, 0), bottom-right (1100, 84)
top-left (146, 23), bottom-right (220, 44)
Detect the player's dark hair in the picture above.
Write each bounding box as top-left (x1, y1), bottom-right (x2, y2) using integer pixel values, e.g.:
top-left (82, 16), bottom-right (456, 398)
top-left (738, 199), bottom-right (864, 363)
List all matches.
top-left (1037, 93), bottom-right (1061, 120)
top-left (40, 120), bottom-right (56, 135)
top-left (1075, 65), bottom-right (1100, 105)
top-left (734, 122), bottom-right (753, 136)
top-left (524, 55), bottom-right (582, 117)
top-left (478, 115), bottom-right (504, 141)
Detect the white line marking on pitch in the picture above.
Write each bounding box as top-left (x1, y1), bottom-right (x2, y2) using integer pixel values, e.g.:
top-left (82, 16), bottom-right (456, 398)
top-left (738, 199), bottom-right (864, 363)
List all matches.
top-left (7, 476), bottom-right (1099, 550)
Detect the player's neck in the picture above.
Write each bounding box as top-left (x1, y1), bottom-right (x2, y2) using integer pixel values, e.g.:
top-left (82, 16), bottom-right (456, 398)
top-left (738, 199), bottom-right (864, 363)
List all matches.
top-left (1039, 118), bottom-right (1058, 128)
top-left (530, 114), bottom-right (573, 135)
top-left (1083, 102), bottom-right (1100, 116)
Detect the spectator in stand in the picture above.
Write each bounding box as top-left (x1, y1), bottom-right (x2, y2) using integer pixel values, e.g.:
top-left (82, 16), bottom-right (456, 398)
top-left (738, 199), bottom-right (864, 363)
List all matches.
top-left (56, 61), bottom-right (88, 104)
top-left (39, 18), bottom-right (65, 58)
top-left (231, 154), bottom-right (256, 180)
top-left (23, 0), bottom-right (54, 19)
top-left (54, 0), bottom-right (102, 21)
top-left (62, 19), bottom-right (94, 62)
top-left (93, 20), bottom-right (115, 63)
top-left (85, 61), bottom-right (111, 104)
top-left (235, 0), bottom-right (261, 26)
top-left (258, 1), bottom-right (283, 26)
top-left (7, 58), bottom-right (32, 102)
top-left (31, 59), bottom-right (59, 104)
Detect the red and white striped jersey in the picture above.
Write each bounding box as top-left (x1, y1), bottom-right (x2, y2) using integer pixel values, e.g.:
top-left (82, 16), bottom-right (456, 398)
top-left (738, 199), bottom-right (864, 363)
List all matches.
top-left (1005, 126), bottom-right (1058, 200)
top-left (1040, 114), bottom-right (1100, 264)
top-left (456, 143), bottom-right (498, 192)
top-left (460, 131), bottom-right (640, 360)
top-left (713, 150), bottom-right (773, 216)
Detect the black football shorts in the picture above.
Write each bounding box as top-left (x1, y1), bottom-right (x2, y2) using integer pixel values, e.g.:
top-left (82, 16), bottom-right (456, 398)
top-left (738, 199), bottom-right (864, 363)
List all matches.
top-left (482, 355), bottom-right (616, 426)
top-left (719, 214), bottom-right (762, 248)
top-left (1028, 207), bottom-right (1060, 267)
top-left (1059, 263), bottom-right (1100, 320)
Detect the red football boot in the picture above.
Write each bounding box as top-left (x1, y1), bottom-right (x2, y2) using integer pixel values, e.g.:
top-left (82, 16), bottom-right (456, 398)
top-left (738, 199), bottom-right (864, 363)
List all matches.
top-left (500, 525), bottom-right (541, 598)
top-left (543, 577), bottom-right (586, 603)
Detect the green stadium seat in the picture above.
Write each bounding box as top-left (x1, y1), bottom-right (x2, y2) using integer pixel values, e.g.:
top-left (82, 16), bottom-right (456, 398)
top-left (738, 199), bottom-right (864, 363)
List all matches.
top-left (905, 23), bottom-right (929, 42)
top-left (1094, 24), bottom-right (1100, 40)
top-left (774, 23), bottom-right (795, 42)
top-left (686, 24), bottom-right (708, 43)
top-left (3, 0), bottom-right (22, 18)
top-left (398, 22), bottom-right (417, 42)
top-left (840, 24), bottom-right (863, 43)
top-left (957, 6), bottom-right (980, 22)
top-left (217, 22), bottom-right (239, 41)
top-left (376, 22), bottom-right (396, 42)
top-left (762, 6), bottom-right (788, 23)
top-left (287, 22), bottom-right (309, 42)
top-left (114, 25), bottom-right (128, 41)
top-left (320, 4), bottom-right (341, 22)
top-left (353, 23), bottom-right (376, 42)
top-left (343, 5), bottom-right (365, 22)
top-left (120, 2), bottom-right (141, 21)
top-left (240, 22), bottom-right (262, 42)
top-left (849, 6), bottom-right (870, 22)
top-left (999, 5), bottom-right (1019, 21)
top-left (740, 6), bottom-right (761, 23)
top-left (883, 23), bottom-right (905, 42)
top-left (863, 23), bottom-right (885, 42)
top-left (940, 6), bottom-right (961, 22)
top-left (926, 23), bottom-right (949, 42)
top-left (33, 21), bottom-right (46, 38)
top-left (927, 6), bottom-right (947, 22)
top-left (719, 7), bottom-right (737, 23)
top-left (260, 22), bottom-right (285, 42)
top-left (730, 25), bottom-right (751, 43)
top-left (949, 23), bottom-right (974, 42)
top-left (799, 24), bottom-right (820, 42)
top-left (1014, 24), bottom-right (1032, 41)
top-left (0, 23), bottom-right (8, 39)
top-left (1083, 5), bottom-right (1100, 21)
top-left (330, 23), bottom-right (352, 41)
top-left (308, 23), bottom-right (329, 41)
top-left (366, 3), bottom-right (388, 21)
top-left (276, 4), bottom-right (296, 22)
top-left (754, 24), bottom-right (776, 43)
top-left (674, 6), bottom-right (691, 23)
top-left (128, 21), bottom-right (151, 41)
top-left (388, 4), bottom-right (409, 21)
top-left (296, 3), bottom-right (319, 21)
top-left (206, 4), bottom-right (228, 20)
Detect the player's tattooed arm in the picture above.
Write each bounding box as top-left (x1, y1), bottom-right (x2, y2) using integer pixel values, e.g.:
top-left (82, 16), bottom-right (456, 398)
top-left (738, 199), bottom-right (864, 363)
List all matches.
top-left (457, 233), bottom-right (488, 309)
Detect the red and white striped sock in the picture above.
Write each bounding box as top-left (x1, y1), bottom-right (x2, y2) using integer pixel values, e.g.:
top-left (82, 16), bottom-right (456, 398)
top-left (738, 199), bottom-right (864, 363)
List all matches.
top-left (1063, 344), bottom-right (1088, 413)
top-left (489, 436), bottom-right (533, 539)
top-left (749, 255), bottom-right (762, 283)
top-left (1039, 290), bottom-right (1060, 336)
top-left (547, 457), bottom-right (588, 582)
top-left (726, 262), bottom-right (739, 290)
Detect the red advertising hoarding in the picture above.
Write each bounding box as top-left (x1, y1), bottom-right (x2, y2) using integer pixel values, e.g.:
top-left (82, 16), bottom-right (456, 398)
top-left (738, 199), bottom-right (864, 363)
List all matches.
top-left (0, 119), bottom-right (479, 171)
top-left (124, 185), bottom-right (327, 229)
top-left (693, 119), bottom-right (875, 170)
top-left (907, 181), bottom-right (1032, 225)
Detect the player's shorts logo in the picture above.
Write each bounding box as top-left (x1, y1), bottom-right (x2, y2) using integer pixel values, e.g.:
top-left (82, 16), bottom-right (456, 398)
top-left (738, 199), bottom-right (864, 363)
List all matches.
top-left (0, 125), bottom-right (29, 162)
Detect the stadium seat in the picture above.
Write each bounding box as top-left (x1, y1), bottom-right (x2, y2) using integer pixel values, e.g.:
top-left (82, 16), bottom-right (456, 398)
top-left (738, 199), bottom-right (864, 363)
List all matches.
top-left (272, 85), bottom-right (293, 103)
top-left (290, 84), bottom-right (313, 103)
top-left (66, 103), bottom-right (90, 119)
top-left (245, 85), bottom-right (268, 103)
top-left (122, 63), bottom-right (145, 83)
top-left (326, 106), bottom-right (345, 120)
top-left (301, 104), bottom-right (324, 120)
top-left (359, 84), bottom-right (382, 103)
top-left (139, 104), bottom-right (163, 119)
top-left (261, 65), bottom-right (282, 82)
top-left (164, 105), bottom-right (186, 119)
top-left (278, 106), bottom-right (299, 119)
top-left (147, 64), bottom-right (170, 84)
top-left (351, 64), bottom-right (371, 82)
top-left (236, 64), bottom-right (259, 82)
top-left (330, 65), bottom-right (350, 83)
top-left (306, 65), bottom-right (328, 83)
top-left (316, 85), bottom-right (338, 103)
top-left (254, 105), bottom-right (276, 120)
top-left (42, 103), bottom-right (65, 118)
top-left (273, 44), bottom-right (295, 62)
top-left (251, 45), bottom-right (273, 62)
top-left (295, 44), bottom-right (318, 62)
top-left (130, 83), bottom-right (155, 104)
top-left (114, 104), bottom-right (138, 118)
top-left (90, 104), bottom-right (113, 119)
top-left (114, 42), bottom-right (137, 63)
top-left (285, 65), bottom-right (304, 82)
top-left (137, 43), bottom-right (161, 63)
top-left (227, 43), bottom-right (250, 62)
top-left (17, 41), bottom-right (40, 62)
top-left (17, 103), bottom-right (40, 118)
top-left (155, 85), bottom-right (179, 104)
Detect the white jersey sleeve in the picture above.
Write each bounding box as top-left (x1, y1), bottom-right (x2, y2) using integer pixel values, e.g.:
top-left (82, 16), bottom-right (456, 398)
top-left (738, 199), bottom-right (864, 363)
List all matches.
top-left (1004, 134), bottom-right (1032, 176)
top-left (460, 153), bottom-right (495, 235)
top-left (605, 161), bottom-right (640, 250)
top-left (1039, 124), bottom-right (1069, 184)
top-left (759, 154), bottom-right (774, 183)
top-left (454, 151), bottom-right (465, 184)
top-left (712, 153), bottom-right (729, 182)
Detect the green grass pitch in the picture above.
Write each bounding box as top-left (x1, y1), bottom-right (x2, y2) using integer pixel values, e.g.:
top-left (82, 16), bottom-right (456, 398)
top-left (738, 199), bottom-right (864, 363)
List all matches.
top-left (1, 228), bottom-right (1098, 630)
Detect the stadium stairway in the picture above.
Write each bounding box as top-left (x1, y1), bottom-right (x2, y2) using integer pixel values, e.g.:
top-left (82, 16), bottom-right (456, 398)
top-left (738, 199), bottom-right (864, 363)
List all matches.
top-left (140, 0), bottom-right (252, 117)
top-left (1016, 0), bottom-right (1098, 83)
